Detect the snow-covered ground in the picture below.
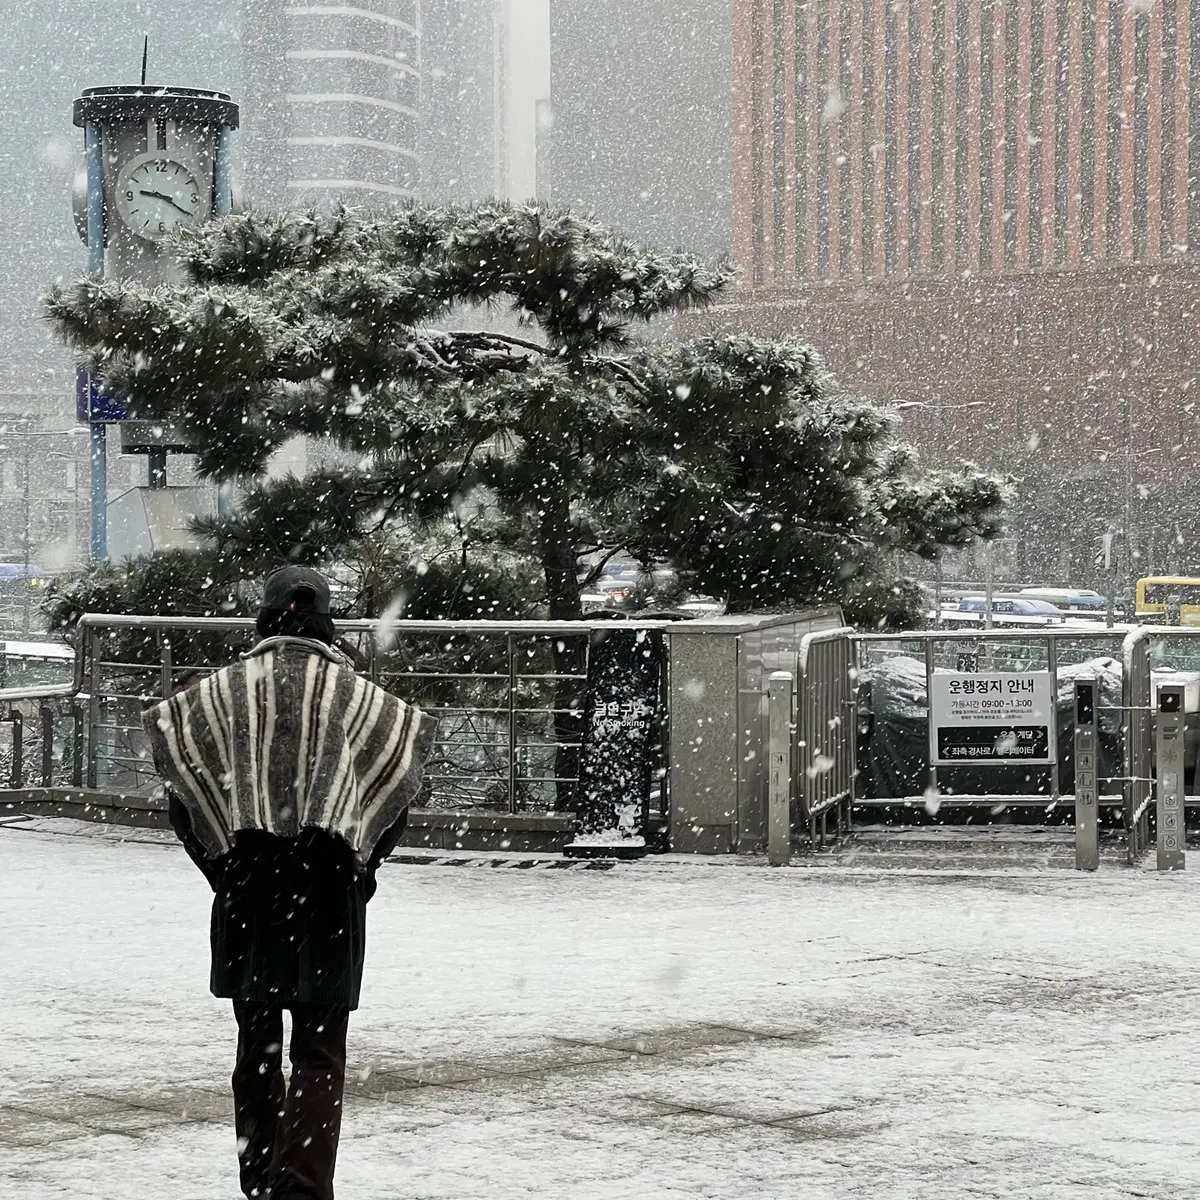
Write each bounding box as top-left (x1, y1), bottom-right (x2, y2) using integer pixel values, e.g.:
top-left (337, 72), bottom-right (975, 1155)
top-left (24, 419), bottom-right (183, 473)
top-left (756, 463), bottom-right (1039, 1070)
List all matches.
top-left (1, 817), bottom-right (1197, 1199)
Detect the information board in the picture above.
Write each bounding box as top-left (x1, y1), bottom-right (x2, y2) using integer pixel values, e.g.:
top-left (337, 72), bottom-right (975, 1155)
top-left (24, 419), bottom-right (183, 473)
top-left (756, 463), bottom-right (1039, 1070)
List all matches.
top-left (75, 371), bottom-right (127, 422)
top-left (571, 627), bottom-right (666, 840)
top-left (929, 671), bottom-right (1055, 766)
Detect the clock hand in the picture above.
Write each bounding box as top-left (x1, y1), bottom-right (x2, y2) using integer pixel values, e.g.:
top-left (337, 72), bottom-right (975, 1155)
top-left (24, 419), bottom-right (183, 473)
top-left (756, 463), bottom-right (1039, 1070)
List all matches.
top-left (139, 189), bottom-right (193, 216)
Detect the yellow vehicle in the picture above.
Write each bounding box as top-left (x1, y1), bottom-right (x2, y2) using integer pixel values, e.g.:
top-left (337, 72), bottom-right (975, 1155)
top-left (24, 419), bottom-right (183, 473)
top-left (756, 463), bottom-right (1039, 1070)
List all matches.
top-left (1135, 576), bottom-right (1200, 626)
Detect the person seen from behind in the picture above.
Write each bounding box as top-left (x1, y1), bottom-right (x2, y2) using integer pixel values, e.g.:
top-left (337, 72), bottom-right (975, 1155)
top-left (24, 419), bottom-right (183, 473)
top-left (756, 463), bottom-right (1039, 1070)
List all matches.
top-left (144, 567), bottom-right (436, 1200)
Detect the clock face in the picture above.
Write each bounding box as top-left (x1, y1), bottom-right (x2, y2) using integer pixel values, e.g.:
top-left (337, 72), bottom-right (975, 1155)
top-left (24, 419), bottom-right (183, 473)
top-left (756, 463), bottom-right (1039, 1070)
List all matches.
top-left (115, 154), bottom-right (204, 242)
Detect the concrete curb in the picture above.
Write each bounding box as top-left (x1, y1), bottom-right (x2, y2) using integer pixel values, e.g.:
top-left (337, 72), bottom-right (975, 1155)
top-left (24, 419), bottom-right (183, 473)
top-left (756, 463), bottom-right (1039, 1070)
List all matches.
top-left (0, 788), bottom-right (577, 853)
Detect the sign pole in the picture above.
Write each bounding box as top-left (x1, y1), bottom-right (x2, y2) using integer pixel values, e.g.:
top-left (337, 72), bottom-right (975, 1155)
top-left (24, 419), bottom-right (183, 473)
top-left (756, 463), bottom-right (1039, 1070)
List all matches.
top-left (1073, 675), bottom-right (1099, 871)
top-left (1102, 531), bottom-right (1115, 628)
top-left (84, 118), bottom-right (107, 562)
top-left (88, 424), bottom-right (107, 562)
top-left (1156, 682), bottom-right (1186, 871)
top-left (214, 125), bottom-right (235, 522)
top-left (983, 541), bottom-right (995, 630)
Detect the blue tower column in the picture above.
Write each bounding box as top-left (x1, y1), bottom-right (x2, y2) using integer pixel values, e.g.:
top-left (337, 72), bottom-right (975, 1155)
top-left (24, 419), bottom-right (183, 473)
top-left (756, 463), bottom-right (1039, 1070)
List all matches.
top-left (84, 119), bottom-right (107, 562)
top-left (89, 424), bottom-right (107, 561)
top-left (214, 125), bottom-right (234, 215)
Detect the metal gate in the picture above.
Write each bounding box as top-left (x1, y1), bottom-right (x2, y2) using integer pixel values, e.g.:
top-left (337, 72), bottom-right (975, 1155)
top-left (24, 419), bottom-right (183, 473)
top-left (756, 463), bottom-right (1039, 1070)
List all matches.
top-left (853, 628), bottom-right (1129, 809)
top-left (1118, 625), bottom-right (1200, 865)
top-left (1122, 630), bottom-right (1154, 862)
top-left (796, 628), bottom-right (855, 846)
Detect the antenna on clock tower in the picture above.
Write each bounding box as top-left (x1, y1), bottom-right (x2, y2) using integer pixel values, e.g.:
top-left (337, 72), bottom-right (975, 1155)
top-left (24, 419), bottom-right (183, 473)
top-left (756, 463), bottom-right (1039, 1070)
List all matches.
top-left (141, 35), bottom-right (148, 87)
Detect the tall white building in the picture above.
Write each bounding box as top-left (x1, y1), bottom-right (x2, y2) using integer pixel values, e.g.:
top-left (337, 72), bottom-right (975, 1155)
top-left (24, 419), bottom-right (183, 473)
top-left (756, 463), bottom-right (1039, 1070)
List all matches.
top-left (421, 0), bottom-right (549, 203)
top-left (241, 0), bottom-right (421, 208)
top-left (241, 0), bottom-right (549, 210)
top-left (493, 0), bottom-right (551, 200)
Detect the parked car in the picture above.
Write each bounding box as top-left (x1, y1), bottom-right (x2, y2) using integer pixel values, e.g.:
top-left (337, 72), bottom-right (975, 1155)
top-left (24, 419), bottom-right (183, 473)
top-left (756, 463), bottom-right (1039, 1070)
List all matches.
top-left (0, 639), bottom-right (74, 691)
top-left (937, 595), bottom-right (1111, 629)
top-left (591, 563), bottom-right (680, 608)
top-left (673, 596), bottom-right (725, 618)
top-left (958, 596), bottom-right (1063, 616)
top-left (1019, 587), bottom-right (1108, 613)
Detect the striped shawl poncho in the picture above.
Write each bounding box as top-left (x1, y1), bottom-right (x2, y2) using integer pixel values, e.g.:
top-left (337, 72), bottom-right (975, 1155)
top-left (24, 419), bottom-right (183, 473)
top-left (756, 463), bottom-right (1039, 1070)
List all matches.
top-left (144, 636), bottom-right (436, 868)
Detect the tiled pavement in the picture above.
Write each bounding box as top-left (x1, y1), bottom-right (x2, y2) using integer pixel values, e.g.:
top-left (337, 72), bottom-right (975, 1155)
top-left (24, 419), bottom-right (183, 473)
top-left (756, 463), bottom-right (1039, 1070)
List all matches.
top-left (5, 818), bottom-right (1198, 1198)
top-left (0, 1022), bottom-right (844, 1152)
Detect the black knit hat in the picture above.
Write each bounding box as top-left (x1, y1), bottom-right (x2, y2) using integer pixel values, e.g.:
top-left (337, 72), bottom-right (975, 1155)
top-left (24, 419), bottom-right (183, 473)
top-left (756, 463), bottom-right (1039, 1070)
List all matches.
top-left (261, 566), bottom-right (331, 616)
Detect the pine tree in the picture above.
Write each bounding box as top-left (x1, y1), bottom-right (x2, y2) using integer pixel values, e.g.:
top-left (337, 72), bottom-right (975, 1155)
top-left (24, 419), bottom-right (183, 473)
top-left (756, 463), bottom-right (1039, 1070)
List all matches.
top-left (45, 201), bottom-right (1007, 628)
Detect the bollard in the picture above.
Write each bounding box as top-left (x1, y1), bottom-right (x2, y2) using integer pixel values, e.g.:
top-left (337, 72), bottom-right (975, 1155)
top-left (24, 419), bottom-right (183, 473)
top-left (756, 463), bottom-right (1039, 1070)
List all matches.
top-left (1156, 683), bottom-right (1186, 871)
top-left (767, 671), bottom-right (794, 867)
top-left (1073, 676), bottom-right (1099, 871)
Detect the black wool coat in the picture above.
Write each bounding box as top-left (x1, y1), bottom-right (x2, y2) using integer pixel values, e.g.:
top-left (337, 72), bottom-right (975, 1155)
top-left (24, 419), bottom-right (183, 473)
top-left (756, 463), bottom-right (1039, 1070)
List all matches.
top-left (170, 794), bottom-right (408, 1010)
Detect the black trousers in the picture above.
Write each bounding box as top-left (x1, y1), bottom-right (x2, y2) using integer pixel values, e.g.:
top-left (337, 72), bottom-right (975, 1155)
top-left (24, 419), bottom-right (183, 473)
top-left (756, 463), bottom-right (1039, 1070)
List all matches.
top-left (232, 1001), bottom-right (351, 1200)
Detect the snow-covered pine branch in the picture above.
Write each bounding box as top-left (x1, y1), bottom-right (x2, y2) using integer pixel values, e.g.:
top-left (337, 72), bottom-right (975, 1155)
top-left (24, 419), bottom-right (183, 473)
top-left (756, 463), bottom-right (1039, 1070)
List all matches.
top-left (44, 199), bottom-right (1007, 629)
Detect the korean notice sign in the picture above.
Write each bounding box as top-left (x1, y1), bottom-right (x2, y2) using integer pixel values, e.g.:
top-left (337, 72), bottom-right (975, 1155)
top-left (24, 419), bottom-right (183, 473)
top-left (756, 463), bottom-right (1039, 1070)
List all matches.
top-left (929, 671), bottom-right (1055, 766)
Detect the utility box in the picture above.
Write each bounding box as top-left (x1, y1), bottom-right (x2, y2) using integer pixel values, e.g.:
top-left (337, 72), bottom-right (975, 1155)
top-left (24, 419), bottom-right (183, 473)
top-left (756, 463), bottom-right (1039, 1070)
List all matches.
top-left (666, 609), bottom-right (845, 854)
top-left (107, 486), bottom-right (216, 560)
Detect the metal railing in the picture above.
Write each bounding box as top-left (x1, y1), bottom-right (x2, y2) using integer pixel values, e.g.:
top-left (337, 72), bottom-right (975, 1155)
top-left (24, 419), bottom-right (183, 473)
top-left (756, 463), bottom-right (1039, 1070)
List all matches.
top-left (0, 609), bottom-right (846, 857)
top-left (58, 613), bottom-right (700, 814)
top-left (854, 628), bottom-right (1129, 806)
top-left (1123, 629), bottom-right (1154, 862)
top-left (0, 697), bottom-right (85, 791)
top-left (850, 625), bottom-right (1200, 864)
top-left (38, 610), bottom-right (1195, 863)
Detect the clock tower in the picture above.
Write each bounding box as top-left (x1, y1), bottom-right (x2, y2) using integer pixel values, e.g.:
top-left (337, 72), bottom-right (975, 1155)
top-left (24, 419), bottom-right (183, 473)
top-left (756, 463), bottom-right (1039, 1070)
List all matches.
top-left (72, 85), bottom-right (240, 561)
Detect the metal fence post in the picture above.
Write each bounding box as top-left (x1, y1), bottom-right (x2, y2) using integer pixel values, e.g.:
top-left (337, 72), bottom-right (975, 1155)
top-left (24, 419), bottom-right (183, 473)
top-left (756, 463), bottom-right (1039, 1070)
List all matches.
top-left (71, 702), bottom-right (84, 788)
top-left (1073, 675), bottom-right (1099, 871)
top-left (366, 635), bottom-right (379, 686)
top-left (507, 632), bottom-right (518, 814)
top-left (87, 629), bottom-right (102, 790)
top-left (159, 633), bottom-right (173, 699)
top-left (9, 709), bottom-right (21, 790)
top-left (40, 704), bottom-right (54, 787)
top-left (1048, 636), bottom-right (1060, 804)
top-left (923, 638), bottom-right (938, 800)
top-left (767, 671), bottom-right (794, 867)
top-left (1122, 629), bottom-right (1153, 865)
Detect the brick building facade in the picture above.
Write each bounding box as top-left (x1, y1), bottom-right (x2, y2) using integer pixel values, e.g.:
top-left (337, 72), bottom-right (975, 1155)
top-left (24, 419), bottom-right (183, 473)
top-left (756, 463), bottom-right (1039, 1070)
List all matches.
top-left (716, 0), bottom-right (1200, 586)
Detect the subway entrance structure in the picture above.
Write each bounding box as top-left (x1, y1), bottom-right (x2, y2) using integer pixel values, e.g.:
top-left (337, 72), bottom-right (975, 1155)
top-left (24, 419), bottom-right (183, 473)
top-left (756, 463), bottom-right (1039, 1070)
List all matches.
top-left (0, 613), bottom-right (1195, 870)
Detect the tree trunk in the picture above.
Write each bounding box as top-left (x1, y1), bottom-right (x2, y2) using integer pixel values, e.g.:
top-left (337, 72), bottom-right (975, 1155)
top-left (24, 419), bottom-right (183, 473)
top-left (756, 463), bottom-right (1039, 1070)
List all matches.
top-left (539, 489), bottom-right (586, 810)
top-left (725, 587), bottom-right (756, 615)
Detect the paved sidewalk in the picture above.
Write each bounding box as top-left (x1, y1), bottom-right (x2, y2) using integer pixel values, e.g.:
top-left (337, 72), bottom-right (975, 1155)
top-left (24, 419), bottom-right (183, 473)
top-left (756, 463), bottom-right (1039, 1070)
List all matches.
top-left (2, 819), bottom-right (1198, 1199)
top-left (2, 1021), bottom-right (855, 1192)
